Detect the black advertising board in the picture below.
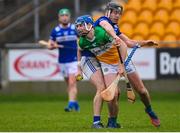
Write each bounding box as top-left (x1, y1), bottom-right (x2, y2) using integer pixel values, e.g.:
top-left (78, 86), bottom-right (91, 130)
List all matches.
top-left (157, 48), bottom-right (180, 79)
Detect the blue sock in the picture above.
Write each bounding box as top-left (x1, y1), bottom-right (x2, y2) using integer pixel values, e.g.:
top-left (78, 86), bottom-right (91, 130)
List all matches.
top-left (73, 102), bottom-right (80, 111)
top-left (146, 105), bottom-right (152, 112)
top-left (108, 117), bottom-right (117, 124)
top-left (146, 105), bottom-right (158, 119)
top-left (67, 101), bottom-right (75, 109)
top-left (68, 101), bottom-right (79, 110)
top-left (93, 116), bottom-right (100, 124)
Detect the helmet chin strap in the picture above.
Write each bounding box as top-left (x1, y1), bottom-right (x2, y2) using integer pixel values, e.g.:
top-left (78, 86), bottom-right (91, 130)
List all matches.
top-left (83, 23), bottom-right (93, 35)
top-left (84, 23), bottom-right (92, 31)
top-left (77, 23), bottom-right (93, 36)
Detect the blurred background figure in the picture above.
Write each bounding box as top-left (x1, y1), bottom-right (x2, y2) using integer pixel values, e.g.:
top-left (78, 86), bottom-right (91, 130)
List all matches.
top-left (48, 8), bottom-right (79, 112)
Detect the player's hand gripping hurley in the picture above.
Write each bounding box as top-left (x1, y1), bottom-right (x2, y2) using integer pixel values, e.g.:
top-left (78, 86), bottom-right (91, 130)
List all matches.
top-left (38, 40), bottom-right (63, 49)
top-left (100, 41), bottom-right (158, 102)
top-left (38, 40), bottom-right (77, 49)
top-left (100, 45), bottom-right (136, 102)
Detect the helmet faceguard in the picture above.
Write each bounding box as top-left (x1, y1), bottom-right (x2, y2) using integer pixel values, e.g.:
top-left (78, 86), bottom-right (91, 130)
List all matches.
top-left (105, 2), bottom-right (123, 18)
top-left (75, 15), bottom-right (94, 36)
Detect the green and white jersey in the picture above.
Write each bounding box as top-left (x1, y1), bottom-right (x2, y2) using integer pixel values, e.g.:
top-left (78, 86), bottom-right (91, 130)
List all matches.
top-left (79, 26), bottom-right (113, 50)
top-left (78, 26), bottom-right (119, 64)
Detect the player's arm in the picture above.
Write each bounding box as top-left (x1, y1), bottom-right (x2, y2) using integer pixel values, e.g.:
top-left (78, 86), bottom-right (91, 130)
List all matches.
top-left (100, 20), bottom-right (118, 39)
top-left (47, 39), bottom-right (56, 50)
top-left (103, 27), bottom-right (127, 64)
top-left (99, 20), bottom-right (123, 44)
top-left (77, 47), bottom-right (82, 73)
top-left (119, 33), bottom-right (157, 48)
top-left (76, 33), bottom-right (83, 77)
top-left (76, 41), bottom-right (83, 79)
top-left (117, 41), bottom-right (127, 76)
top-left (77, 46), bottom-right (82, 66)
top-left (77, 38), bottom-right (82, 65)
top-left (117, 39), bottom-right (127, 63)
top-left (48, 28), bottom-right (59, 50)
top-left (102, 27), bottom-right (126, 75)
top-left (112, 34), bottom-right (127, 76)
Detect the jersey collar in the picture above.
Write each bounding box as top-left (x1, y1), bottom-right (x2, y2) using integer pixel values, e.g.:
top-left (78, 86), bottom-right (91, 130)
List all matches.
top-left (59, 23), bottom-right (71, 29)
top-left (86, 36), bottom-right (95, 42)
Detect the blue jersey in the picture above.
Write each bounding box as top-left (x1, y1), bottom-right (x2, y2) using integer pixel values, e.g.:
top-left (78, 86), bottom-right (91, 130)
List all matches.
top-left (50, 23), bottom-right (78, 63)
top-left (81, 49), bottom-right (95, 57)
top-left (94, 16), bottom-right (121, 36)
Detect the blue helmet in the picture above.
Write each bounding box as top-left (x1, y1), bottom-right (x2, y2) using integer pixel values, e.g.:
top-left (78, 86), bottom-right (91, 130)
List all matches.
top-left (75, 15), bottom-right (94, 36)
top-left (75, 15), bottom-right (94, 25)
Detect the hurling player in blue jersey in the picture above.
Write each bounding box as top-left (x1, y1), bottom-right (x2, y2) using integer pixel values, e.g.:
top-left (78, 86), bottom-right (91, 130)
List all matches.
top-left (48, 8), bottom-right (79, 112)
top-left (95, 2), bottom-right (160, 127)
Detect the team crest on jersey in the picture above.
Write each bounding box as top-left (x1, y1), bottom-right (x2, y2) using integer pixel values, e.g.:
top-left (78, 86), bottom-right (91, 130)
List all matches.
top-left (92, 42), bottom-right (97, 47)
top-left (104, 67), bottom-right (109, 72)
top-left (64, 31), bottom-right (68, 36)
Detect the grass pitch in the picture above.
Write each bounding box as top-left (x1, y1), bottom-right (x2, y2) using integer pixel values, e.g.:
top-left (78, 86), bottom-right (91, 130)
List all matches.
top-left (0, 92), bottom-right (179, 132)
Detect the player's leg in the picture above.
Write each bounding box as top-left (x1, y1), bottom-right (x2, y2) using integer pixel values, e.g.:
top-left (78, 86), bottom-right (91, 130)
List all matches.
top-left (127, 72), bottom-right (151, 107)
top-left (125, 61), bottom-right (151, 106)
top-left (105, 74), bottom-right (121, 128)
top-left (90, 70), bottom-right (105, 116)
top-left (90, 69), bottom-right (105, 128)
top-left (127, 72), bottom-right (160, 127)
top-left (81, 57), bottom-right (105, 128)
top-left (100, 62), bottom-right (121, 128)
top-left (64, 62), bottom-right (80, 112)
top-left (126, 62), bottom-right (160, 127)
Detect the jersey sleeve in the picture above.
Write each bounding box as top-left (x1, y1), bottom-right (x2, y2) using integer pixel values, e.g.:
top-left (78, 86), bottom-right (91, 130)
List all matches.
top-left (116, 28), bottom-right (121, 36)
top-left (49, 28), bottom-right (56, 41)
top-left (94, 16), bottom-right (111, 27)
top-left (71, 24), bottom-right (79, 36)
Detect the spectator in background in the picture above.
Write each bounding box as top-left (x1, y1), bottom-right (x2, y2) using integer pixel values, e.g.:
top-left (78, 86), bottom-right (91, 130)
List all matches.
top-left (48, 8), bottom-right (80, 112)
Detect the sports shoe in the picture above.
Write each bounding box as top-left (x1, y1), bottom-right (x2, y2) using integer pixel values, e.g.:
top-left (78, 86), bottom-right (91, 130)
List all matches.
top-left (145, 109), bottom-right (160, 127)
top-left (106, 122), bottom-right (121, 128)
top-left (91, 122), bottom-right (104, 128)
top-left (64, 107), bottom-right (72, 112)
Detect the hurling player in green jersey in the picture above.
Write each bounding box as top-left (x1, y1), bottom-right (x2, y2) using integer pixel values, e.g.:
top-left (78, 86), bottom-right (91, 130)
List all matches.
top-left (75, 15), bottom-right (127, 128)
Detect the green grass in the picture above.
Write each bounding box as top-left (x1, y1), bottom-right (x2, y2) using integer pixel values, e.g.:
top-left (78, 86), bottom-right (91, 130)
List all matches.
top-left (0, 92), bottom-right (179, 132)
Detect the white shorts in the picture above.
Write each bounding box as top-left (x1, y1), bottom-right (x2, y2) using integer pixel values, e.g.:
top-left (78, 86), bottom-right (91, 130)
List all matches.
top-left (59, 61), bottom-right (78, 77)
top-left (125, 60), bottom-right (136, 74)
top-left (100, 60), bottom-right (136, 75)
top-left (100, 62), bottom-right (119, 75)
top-left (80, 56), bottom-right (101, 79)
